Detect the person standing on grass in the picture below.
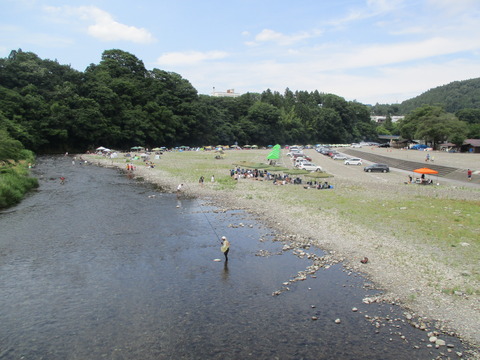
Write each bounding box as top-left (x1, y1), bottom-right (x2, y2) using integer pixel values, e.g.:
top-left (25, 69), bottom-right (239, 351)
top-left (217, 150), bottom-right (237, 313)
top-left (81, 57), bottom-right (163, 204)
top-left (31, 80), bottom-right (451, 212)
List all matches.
top-left (220, 236), bottom-right (230, 262)
top-left (211, 175), bottom-right (215, 183)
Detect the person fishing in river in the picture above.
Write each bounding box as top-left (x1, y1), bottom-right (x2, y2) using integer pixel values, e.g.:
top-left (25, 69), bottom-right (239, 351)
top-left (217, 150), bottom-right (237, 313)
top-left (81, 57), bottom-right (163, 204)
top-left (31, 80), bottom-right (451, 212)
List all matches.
top-left (220, 236), bottom-right (230, 262)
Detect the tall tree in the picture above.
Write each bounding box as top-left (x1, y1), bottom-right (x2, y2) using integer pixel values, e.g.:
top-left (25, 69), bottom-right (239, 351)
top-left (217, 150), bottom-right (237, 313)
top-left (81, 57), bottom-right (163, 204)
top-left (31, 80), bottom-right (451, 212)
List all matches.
top-left (398, 105), bottom-right (468, 148)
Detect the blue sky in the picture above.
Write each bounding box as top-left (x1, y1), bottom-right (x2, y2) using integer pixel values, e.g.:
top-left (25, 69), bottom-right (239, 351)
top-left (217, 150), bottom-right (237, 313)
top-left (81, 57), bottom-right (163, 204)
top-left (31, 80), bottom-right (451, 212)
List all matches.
top-left (1, 0), bottom-right (480, 104)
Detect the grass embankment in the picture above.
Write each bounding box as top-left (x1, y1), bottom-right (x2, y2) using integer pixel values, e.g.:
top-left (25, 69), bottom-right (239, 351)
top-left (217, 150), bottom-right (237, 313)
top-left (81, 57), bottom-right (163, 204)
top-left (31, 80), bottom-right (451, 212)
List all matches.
top-left (103, 149), bottom-right (480, 294)
top-left (0, 154), bottom-right (38, 209)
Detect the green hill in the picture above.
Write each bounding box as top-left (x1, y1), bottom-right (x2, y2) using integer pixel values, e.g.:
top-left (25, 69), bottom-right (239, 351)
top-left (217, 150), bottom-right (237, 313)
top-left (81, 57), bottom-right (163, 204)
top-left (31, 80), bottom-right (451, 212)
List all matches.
top-left (399, 77), bottom-right (480, 114)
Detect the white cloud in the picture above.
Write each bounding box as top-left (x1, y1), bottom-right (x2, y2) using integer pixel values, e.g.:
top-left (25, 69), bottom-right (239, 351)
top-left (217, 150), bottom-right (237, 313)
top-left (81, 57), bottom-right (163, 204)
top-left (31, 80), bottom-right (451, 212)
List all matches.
top-left (182, 54), bottom-right (480, 105)
top-left (43, 5), bottom-right (155, 43)
top-left (156, 51), bottom-right (229, 66)
top-left (249, 28), bottom-right (322, 46)
top-left (324, 36), bottom-right (480, 71)
top-left (367, 0), bottom-right (405, 13)
top-left (329, 0), bottom-right (405, 27)
top-left (427, 0), bottom-right (478, 14)
top-left (0, 24), bottom-right (73, 49)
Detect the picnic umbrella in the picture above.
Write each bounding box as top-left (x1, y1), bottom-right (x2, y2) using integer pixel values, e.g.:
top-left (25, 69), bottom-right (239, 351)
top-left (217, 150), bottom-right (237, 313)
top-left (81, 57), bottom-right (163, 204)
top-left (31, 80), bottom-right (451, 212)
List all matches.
top-left (413, 168), bottom-right (438, 175)
top-left (413, 167), bottom-right (439, 184)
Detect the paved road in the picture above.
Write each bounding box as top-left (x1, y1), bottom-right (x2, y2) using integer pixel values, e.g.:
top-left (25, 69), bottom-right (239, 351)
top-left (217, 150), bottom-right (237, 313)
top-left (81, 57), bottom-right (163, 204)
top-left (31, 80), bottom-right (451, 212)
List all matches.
top-left (298, 147), bottom-right (480, 188)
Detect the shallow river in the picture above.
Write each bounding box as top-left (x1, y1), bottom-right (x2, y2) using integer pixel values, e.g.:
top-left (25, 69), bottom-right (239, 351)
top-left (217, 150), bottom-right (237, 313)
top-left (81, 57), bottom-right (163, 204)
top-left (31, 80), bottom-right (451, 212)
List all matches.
top-left (0, 156), bottom-right (470, 359)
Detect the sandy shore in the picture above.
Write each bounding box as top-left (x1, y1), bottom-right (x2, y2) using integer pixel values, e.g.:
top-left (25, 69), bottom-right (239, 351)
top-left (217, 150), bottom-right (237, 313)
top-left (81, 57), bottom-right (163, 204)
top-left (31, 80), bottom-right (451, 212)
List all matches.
top-left (86, 150), bottom-right (479, 356)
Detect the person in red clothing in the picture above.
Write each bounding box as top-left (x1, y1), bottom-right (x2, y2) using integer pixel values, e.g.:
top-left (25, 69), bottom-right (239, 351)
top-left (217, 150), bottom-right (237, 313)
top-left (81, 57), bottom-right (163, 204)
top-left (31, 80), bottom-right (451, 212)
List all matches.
top-left (467, 169), bottom-right (472, 181)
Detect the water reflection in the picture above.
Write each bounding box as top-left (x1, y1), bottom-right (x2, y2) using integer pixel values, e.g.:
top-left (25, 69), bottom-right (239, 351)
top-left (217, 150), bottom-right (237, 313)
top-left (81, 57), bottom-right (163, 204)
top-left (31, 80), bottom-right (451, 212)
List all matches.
top-left (222, 261), bottom-right (229, 282)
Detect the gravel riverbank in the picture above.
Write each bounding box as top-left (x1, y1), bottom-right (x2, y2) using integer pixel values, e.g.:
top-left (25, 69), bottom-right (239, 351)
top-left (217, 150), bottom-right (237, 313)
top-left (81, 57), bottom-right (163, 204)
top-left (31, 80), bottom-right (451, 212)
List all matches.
top-left (87, 150), bottom-right (479, 357)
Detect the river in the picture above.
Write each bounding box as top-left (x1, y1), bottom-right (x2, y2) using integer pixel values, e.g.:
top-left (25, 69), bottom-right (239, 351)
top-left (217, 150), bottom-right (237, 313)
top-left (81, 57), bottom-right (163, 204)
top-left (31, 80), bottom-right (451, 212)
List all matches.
top-left (0, 156), bottom-right (470, 359)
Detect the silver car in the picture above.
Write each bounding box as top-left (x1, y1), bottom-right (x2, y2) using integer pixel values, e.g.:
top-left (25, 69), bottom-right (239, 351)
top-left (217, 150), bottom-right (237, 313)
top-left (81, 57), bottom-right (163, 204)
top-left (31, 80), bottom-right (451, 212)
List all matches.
top-left (300, 162), bottom-right (323, 172)
top-left (344, 158), bottom-right (363, 165)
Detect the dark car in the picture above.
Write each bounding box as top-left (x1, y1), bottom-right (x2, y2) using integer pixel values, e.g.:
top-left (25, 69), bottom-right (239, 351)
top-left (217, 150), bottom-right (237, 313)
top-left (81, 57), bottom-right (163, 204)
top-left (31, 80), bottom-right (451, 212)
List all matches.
top-left (364, 163), bottom-right (389, 173)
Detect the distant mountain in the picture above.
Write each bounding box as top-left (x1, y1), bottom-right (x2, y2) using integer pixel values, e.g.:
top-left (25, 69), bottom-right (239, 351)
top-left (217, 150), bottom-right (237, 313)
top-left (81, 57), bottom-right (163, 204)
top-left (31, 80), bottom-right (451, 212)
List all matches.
top-left (399, 77), bottom-right (480, 114)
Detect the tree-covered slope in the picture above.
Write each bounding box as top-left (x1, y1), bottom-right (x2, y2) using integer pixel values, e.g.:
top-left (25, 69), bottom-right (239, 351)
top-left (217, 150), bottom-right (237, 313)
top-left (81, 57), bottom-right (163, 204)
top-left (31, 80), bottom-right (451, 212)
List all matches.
top-left (399, 77), bottom-right (480, 114)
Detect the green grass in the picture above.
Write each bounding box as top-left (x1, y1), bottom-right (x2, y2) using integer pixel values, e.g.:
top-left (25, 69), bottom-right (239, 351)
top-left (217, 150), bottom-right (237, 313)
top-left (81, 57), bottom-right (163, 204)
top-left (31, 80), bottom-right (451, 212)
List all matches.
top-left (0, 159), bottom-right (39, 208)
top-left (94, 149), bottom-right (480, 286)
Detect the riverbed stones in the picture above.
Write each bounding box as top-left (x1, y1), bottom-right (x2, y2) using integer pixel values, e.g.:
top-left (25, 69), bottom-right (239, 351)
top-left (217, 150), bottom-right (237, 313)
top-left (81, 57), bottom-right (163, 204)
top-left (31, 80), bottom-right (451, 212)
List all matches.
top-left (435, 339), bottom-right (446, 346)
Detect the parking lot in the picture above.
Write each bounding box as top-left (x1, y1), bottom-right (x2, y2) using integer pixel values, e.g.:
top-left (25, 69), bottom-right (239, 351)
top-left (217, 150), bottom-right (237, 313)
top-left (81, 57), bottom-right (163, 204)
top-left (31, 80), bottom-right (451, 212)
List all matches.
top-left (301, 147), bottom-right (480, 187)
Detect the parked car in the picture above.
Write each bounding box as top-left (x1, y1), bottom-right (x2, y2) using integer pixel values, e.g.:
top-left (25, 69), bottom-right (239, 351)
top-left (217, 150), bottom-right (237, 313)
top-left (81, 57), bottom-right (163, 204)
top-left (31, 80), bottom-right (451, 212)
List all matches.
top-left (292, 153), bottom-right (311, 161)
top-left (351, 143), bottom-right (362, 148)
top-left (344, 158), bottom-right (363, 165)
top-left (299, 162), bottom-right (323, 172)
top-left (364, 163), bottom-right (390, 173)
top-left (294, 158), bottom-right (309, 167)
top-left (332, 154), bottom-right (348, 160)
top-left (287, 150), bottom-right (302, 157)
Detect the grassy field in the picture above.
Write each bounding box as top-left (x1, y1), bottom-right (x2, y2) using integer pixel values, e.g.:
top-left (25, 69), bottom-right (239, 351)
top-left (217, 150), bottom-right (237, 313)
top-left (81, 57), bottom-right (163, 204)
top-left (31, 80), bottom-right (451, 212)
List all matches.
top-left (104, 149), bottom-right (480, 293)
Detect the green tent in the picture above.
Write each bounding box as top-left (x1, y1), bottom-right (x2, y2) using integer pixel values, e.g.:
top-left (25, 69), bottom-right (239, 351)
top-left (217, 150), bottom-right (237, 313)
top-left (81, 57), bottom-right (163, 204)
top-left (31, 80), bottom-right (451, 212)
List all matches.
top-left (267, 144), bottom-right (281, 159)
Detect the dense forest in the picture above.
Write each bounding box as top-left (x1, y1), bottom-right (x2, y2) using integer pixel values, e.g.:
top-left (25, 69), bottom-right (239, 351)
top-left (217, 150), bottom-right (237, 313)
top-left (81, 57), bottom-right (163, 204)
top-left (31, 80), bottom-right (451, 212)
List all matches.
top-left (0, 49), bottom-right (379, 153)
top-left (370, 77), bottom-right (480, 116)
top-left (1, 49), bottom-right (479, 155)
top-left (399, 77), bottom-right (480, 114)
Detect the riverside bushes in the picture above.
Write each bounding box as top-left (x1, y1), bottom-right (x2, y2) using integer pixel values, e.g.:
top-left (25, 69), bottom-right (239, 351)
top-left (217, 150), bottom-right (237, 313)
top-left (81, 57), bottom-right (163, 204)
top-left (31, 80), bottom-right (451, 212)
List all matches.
top-left (0, 152), bottom-right (38, 209)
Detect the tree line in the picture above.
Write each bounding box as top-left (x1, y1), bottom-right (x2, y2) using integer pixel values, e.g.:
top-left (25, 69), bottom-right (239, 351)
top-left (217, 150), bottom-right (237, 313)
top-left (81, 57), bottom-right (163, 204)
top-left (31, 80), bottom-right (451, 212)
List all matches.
top-left (369, 77), bottom-right (480, 117)
top-left (1, 48), bottom-right (479, 157)
top-left (0, 49), bottom-right (379, 153)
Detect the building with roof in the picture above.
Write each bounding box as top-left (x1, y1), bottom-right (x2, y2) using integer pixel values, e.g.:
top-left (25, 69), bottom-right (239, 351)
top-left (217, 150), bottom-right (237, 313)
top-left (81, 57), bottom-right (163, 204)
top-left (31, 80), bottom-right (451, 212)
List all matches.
top-left (461, 139), bottom-right (480, 153)
top-left (211, 88), bottom-right (241, 98)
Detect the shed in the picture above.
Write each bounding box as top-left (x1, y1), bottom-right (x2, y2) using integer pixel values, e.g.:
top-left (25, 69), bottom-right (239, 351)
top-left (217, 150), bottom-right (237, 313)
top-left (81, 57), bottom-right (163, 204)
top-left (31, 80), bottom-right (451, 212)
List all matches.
top-left (461, 139), bottom-right (480, 153)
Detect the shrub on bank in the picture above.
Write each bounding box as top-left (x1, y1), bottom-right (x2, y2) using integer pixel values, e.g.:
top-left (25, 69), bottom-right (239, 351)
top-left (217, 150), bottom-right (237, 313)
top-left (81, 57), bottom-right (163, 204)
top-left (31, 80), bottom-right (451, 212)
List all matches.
top-left (0, 151), bottom-right (39, 209)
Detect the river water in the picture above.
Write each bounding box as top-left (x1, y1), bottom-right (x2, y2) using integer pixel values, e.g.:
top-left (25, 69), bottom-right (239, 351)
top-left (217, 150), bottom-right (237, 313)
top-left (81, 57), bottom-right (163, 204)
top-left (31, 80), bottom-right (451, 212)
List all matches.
top-left (0, 156), bottom-right (470, 359)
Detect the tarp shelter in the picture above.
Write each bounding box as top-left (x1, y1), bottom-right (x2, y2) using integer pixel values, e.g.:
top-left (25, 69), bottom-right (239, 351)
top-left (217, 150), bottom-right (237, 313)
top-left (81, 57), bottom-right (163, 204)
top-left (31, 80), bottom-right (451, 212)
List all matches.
top-left (267, 144), bottom-right (281, 160)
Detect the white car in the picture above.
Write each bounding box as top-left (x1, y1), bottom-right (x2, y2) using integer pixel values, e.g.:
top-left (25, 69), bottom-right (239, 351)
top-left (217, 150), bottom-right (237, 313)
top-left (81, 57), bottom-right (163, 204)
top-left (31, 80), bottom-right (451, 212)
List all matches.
top-left (332, 154), bottom-right (348, 160)
top-left (287, 150), bottom-right (303, 157)
top-left (351, 143), bottom-right (362, 148)
top-left (344, 158), bottom-right (363, 165)
top-left (294, 158), bottom-right (309, 167)
top-left (299, 162), bottom-right (323, 172)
